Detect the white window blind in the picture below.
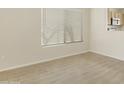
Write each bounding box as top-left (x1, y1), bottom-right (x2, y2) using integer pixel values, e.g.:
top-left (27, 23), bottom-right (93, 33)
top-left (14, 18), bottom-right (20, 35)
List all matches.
top-left (41, 8), bottom-right (83, 46)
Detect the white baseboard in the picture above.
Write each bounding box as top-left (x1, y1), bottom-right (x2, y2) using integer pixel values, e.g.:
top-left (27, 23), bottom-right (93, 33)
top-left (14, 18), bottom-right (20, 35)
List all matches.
top-left (0, 50), bottom-right (89, 72)
top-left (89, 50), bottom-right (124, 61)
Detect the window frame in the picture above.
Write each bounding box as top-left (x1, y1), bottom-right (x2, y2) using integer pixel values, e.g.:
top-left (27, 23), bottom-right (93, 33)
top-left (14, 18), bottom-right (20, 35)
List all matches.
top-left (41, 8), bottom-right (84, 47)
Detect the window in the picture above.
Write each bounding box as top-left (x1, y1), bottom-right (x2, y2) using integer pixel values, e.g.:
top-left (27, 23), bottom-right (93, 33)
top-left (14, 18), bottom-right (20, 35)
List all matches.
top-left (41, 8), bottom-right (83, 46)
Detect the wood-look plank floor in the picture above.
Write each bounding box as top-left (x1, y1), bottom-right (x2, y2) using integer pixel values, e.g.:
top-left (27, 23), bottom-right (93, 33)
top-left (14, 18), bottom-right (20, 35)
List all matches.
top-left (0, 52), bottom-right (124, 84)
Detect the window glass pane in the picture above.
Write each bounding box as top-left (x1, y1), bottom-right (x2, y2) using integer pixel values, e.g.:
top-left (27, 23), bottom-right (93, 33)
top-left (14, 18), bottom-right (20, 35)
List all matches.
top-left (43, 9), bottom-right (64, 45)
top-left (64, 9), bottom-right (82, 43)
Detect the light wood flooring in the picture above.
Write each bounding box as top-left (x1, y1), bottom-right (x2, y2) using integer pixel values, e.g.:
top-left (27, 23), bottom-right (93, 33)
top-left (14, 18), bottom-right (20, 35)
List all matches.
top-left (0, 52), bottom-right (124, 84)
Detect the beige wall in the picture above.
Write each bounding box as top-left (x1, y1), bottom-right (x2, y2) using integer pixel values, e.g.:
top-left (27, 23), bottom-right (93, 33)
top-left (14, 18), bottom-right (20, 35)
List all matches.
top-left (90, 8), bottom-right (124, 60)
top-left (0, 8), bottom-right (90, 71)
top-left (1, 8), bottom-right (123, 71)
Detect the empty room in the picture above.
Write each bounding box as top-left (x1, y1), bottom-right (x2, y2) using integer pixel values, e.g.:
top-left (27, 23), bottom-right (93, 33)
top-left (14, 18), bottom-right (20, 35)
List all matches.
top-left (0, 8), bottom-right (124, 84)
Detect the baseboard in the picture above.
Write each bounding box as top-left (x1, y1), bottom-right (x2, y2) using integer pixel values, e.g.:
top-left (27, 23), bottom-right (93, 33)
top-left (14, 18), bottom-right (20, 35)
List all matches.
top-left (0, 50), bottom-right (89, 72)
top-left (89, 50), bottom-right (124, 61)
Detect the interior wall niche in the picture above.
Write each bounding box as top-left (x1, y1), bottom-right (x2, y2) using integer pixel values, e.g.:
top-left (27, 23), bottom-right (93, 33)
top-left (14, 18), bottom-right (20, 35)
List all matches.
top-left (107, 8), bottom-right (124, 31)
